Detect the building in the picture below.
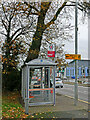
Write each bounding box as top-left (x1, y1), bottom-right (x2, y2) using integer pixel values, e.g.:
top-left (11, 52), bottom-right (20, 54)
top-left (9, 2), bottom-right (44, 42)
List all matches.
top-left (66, 60), bottom-right (90, 78)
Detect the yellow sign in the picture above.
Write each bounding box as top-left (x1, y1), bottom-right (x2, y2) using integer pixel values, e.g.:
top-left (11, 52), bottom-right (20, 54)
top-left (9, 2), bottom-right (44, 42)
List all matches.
top-left (65, 54), bottom-right (81, 60)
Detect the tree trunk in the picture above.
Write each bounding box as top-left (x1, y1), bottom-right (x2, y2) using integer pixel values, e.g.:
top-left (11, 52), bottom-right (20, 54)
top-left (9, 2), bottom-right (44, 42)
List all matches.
top-left (25, 2), bottom-right (50, 62)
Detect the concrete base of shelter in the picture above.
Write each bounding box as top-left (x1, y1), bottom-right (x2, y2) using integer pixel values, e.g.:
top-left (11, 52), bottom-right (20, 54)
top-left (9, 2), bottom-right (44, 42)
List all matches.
top-left (28, 94), bottom-right (88, 118)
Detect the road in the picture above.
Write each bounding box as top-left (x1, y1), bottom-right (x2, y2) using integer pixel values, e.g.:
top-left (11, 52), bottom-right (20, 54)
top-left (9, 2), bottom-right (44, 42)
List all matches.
top-left (55, 84), bottom-right (89, 103)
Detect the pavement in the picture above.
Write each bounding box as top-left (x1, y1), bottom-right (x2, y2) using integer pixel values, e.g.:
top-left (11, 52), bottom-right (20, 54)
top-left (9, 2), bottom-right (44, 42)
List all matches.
top-left (28, 93), bottom-right (90, 119)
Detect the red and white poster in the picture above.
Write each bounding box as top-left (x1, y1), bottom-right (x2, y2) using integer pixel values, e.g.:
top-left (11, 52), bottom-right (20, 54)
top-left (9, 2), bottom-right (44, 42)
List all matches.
top-left (47, 44), bottom-right (55, 57)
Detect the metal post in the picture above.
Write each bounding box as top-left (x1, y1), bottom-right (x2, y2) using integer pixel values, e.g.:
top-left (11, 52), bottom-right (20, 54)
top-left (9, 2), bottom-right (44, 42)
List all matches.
top-left (48, 68), bottom-right (50, 88)
top-left (47, 67), bottom-right (50, 101)
top-left (53, 66), bottom-right (55, 106)
top-left (74, 0), bottom-right (78, 106)
top-left (25, 66), bottom-right (29, 114)
top-left (53, 44), bottom-right (56, 106)
top-left (21, 68), bottom-right (23, 98)
top-left (41, 67), bottom-right (43, 88)
top-left (45, 68), bottom-right (47, 86)
top-left (23, 67), bottom-right (25, 102)
top-left (44, 67), bottom-right (45, 87)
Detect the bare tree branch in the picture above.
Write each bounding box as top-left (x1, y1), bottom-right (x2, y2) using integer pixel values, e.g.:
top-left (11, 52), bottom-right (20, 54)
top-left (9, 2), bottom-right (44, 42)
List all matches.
top-left (69, 1), bottom-right (89, 12)
top-left (12, 31), bottom-right (23, 41)
top-left (24, 2), bottom-right (40, 14)
top-left (0, 32), bottom-right (7, 36)
top-left (30, 12), bottom-right (39, 15)
top-left (1, 18), bottom-right (8, 31)
top-left (45, 1), bottom-right (67, 28)
top-left (11, 28), bottom-right (22, 40)
top-left (2, 4), bottom-right (9, 22)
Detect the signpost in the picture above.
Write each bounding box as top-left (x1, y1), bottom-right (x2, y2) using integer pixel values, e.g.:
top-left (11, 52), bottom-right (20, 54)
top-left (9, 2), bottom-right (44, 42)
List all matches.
top-left (47, 44), bottom-right (55, 57)
top-left (65, 54), bottom-right (81, 60)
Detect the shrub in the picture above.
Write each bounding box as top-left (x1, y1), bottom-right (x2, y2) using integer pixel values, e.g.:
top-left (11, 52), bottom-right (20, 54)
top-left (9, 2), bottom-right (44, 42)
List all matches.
top-left (2, 69), bottom-right (21, 91)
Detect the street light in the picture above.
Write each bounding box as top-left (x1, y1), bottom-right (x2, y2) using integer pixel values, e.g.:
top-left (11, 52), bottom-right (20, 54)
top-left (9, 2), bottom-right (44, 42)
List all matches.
top-left (74, 0), bottom-right (78, 106)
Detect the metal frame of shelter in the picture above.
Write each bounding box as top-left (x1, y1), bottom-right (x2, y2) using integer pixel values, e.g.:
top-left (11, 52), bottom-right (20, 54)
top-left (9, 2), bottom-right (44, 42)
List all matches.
top-left (21, 59), bottom-right (57, 114)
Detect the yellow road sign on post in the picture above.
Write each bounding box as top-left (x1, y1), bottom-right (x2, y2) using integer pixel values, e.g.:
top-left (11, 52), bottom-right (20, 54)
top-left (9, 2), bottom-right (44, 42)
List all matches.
top-left (65, 54), bottom-right (81, 60)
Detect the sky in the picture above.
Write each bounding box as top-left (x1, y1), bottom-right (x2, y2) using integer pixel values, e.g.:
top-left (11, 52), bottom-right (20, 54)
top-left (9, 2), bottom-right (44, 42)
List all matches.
top-left (64, 14), bottom-right (88, 61)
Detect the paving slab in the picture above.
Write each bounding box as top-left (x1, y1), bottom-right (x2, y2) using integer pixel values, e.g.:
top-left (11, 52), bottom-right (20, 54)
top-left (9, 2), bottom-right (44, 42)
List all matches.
top-left (29, 94), bottom-right (89, 118)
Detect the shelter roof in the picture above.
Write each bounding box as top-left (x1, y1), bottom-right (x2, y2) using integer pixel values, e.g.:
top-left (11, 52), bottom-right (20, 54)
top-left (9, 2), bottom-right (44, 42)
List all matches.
top-left (25, 59), bottom-right (57, 66)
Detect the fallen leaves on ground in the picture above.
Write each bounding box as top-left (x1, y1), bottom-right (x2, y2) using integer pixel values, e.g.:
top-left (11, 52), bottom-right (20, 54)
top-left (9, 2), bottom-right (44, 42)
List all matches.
top-left (2, 91), bottom-right (29, 118)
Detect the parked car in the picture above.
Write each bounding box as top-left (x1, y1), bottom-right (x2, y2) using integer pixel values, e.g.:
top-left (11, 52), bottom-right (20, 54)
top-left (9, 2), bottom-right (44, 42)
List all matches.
top-left (62, 77), bottom-right (67, 80)
top-left (55, 77), bottom-right (63, 88)
top-left (83, 81), bottom-right (90, 85)
top-left (31, 76), bottom-right (38, 85)
top-left (33, 81), bottom-right (41, 88)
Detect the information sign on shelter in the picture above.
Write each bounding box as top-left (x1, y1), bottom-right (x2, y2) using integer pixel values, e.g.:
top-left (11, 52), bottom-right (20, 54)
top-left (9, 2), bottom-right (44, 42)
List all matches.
top-left (65, 54), bottom-right (81, 60)
top-left (47, 44), bottom-right (55, 57)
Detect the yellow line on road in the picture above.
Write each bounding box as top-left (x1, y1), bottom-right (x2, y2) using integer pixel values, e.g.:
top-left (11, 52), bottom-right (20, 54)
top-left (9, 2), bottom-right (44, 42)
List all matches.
top-left (65, 95), bottom-right (74, 99)
top-left (64, 95), bottom-right (90, 104)
top-left (78, 99), bottom-right (90, 104)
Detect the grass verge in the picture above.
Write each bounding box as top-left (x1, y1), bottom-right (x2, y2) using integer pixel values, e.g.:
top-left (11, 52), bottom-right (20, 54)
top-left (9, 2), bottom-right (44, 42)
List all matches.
top-left (2, 90), bottom-right (29, 118)
top-left (2, 90), bottom-right (58, 119)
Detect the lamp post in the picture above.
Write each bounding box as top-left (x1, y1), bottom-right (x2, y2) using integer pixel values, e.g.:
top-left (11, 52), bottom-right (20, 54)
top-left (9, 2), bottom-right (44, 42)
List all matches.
top-left (74, 0), bottom-right (78, 106)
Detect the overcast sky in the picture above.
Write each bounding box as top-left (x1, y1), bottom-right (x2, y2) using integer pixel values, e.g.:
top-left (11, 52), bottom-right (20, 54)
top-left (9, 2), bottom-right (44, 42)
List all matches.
top-left (64, 14), bottom-right (88, 60)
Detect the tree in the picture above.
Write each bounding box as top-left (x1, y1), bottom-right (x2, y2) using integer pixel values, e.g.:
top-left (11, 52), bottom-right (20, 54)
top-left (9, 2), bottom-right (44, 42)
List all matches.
top-left (0, 2), bottom-right (33, 90)
top-left (1, 1), bottom-right (89, 65)
top-left (0, 0), bottom-right (89, 90)
top-left (0, 2), bottom-right (32, 71)
top-left (24, 1), bottom-right (67, 62)
top-left (23, 0), bottom-right (89, 63)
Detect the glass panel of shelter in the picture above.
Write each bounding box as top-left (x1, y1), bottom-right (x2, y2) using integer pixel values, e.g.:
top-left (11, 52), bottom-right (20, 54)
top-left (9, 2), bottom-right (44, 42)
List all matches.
top-left (29, 66), bottom-right (54, 105)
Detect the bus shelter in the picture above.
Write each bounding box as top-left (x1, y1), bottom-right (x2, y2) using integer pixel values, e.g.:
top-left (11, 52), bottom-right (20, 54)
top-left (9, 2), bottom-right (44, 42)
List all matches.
top-left (21, 59), bottom-right (57, 114)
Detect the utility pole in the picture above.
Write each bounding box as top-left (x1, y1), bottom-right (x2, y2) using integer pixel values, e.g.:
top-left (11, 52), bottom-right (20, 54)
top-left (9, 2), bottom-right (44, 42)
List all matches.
top-left (74, 0), bottom-right (78, 106)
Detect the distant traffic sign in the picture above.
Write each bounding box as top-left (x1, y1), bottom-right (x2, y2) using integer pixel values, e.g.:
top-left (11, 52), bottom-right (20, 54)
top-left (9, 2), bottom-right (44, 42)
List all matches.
top-left (65, 54), bottom-right (81, 60)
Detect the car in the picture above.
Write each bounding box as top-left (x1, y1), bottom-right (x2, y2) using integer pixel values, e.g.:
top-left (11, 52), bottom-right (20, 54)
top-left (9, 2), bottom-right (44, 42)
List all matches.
top-left (62, 77), bottom-right (67, 80)
top-left (31, 76), bottom-right (38, 85)
top-left (55, 77), bottom-right (63, 88)
top-left (83, 81), bottom-right (90, 85)
top-left (33, 81), bottom-right (41, 88)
